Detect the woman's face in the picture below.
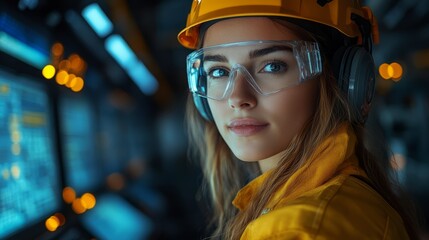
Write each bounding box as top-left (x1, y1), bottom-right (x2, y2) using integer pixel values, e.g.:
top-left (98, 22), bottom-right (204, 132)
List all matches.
top-left (204, 17), bottom-right (319, 163)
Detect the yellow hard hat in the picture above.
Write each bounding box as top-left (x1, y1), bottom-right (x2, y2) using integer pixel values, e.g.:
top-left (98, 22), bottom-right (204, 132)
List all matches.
top-left (177, 0), bottom-right (379, 49)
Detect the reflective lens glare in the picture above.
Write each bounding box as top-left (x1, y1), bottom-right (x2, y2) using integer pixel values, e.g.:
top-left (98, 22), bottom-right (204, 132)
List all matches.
top-left (186, 40), bottom-right (322, 100)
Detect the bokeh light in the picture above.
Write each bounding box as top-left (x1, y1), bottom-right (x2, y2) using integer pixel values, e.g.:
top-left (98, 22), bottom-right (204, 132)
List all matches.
top-left (107, 173), bottom-right (125, 191)
top-left (42, 65), bottom-right (56, 79)
top-left (63, 187), bottom-right (76, 204)
top-left (72, 198), bottom-right (87, 214)
top-left (379, 62), bottom-right (403, 81)
top-left (58, 60), bottom-right (71, 71)
top-left (54, 213), bottom-right (66, 226)
top-left (390, 62), bottom-right (403, 80)
top-left (51, 42), bottom-right (64, 57)
top-left (81, 193), bottom-right (96, 209)
top-left (71, 77), bottom-right (84, 92)
top-left (66, 74), bottom-right (76, 88)
top-left (56, 70), bottom-right (69, 85)
top-left (45, 215), bottom-right (60, 232)
top-left (379, 63), bottom-right (390, 79)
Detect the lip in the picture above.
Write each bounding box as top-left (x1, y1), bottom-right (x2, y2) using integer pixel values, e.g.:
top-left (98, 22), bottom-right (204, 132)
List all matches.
top-left (227, 118), bottom-right (268, 136)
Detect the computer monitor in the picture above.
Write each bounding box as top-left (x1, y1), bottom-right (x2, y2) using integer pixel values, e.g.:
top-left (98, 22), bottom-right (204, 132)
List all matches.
top-left (98, 101), bottom-right (130, 175)
top-left (0, 69), bottom-right (62, 239)
top-left (80, 193), bottom-right (153, 240)
top-left (58, 95), bottom-right (103, 195)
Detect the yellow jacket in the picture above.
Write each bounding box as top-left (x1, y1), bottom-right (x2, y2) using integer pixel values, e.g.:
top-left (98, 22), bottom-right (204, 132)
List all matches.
top-left (233, 125), bottom-right (409, 240)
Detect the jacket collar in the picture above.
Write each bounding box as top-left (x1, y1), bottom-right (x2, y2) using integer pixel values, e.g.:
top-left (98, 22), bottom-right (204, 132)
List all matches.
top-left (232, 123), bottom-right (367, 211)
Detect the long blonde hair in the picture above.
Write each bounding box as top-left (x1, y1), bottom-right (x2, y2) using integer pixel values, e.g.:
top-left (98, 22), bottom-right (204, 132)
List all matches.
top-left (186, 19), bottom-right (419, 240)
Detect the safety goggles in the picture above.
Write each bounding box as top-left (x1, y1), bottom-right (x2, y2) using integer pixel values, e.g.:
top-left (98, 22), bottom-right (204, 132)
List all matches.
top-left (186, 40), bottom-right (322, 100)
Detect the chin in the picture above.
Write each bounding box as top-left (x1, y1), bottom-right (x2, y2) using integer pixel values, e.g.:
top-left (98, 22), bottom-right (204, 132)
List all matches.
top-left (232, 151), bottom-right (269, 162)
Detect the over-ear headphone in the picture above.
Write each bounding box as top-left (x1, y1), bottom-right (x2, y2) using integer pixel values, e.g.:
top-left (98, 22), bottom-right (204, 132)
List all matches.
top-left (193, 14), bottom-right (376, 124)
top-left (332, 45), bottom-right (375, 124)
top-left (332, 13), bottom-right (376, 124)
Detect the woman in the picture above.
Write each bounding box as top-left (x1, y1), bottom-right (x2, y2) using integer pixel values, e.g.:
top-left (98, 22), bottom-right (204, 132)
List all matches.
top-left (177, 0), bottom-right (418, 239)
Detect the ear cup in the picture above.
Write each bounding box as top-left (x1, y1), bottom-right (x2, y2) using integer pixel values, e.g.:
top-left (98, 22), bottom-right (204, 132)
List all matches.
top-left (333, 46), bottom-right (376, 123)
top-left (193, 94), bottom-right (213, 121)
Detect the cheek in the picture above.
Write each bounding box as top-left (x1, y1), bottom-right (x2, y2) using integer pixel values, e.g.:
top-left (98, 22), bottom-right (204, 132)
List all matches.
top-left (268, 81), bottom-right (319, 133)
top-left (207, 100), bottom-right (225, 128)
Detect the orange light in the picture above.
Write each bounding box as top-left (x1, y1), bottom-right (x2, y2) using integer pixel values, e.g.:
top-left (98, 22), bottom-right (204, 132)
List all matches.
top-left (54, 213), bottom-right (66, 226)
top-left (107, 173), bottom-right (125, 191)
top-left (42, 65), bottom-right (56, 79)
top-left (379, 62), bottom-right (404, 81)
top-left (65, 74), bottom-right (76, 88)
top-left (45, 216), bottom-right (60, 232)
top-left (387, 65), bottom-right (394, 78)
top-left (71, 77), bottom-right (84, 92)
top-left (390, 62), bottom-right (403, 80)
top-left (72, 198), bottom-right (87, 214)
top-left (56, 70), bottom-right (69, 85)
top-left (69, 54), bottom-right (84, 72)
top-left (62, 187), bottom-right (76, 204)
top-left (51, 43), bottom-right (64, 57)
top-left (68, 77), bottom-right (78, 88)
top-left (378, 63), bottom-right (390, 79)
top-left (81, 193), bottom-right (96, 209)
top-left (58, 60), bottom-right (71, 71)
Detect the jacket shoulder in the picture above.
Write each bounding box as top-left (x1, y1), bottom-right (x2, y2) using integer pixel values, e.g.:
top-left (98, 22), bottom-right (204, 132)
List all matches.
top-left (241, 175), bottom-right (409, 240)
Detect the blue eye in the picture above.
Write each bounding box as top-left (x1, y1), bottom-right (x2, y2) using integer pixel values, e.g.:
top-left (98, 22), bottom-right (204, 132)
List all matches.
top-left (209, 68), bottom-right (229, 78)
top-left (261, 62), bottom-right (287, 73)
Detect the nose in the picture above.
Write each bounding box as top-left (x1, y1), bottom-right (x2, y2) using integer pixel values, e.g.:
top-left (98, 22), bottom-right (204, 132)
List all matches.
top-left (227, 70), bottom-right (257, 110)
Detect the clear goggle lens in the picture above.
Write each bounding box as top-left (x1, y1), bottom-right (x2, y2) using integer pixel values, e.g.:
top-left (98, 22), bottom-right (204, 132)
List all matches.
top-left (187, 40), bottom-right (322, 100)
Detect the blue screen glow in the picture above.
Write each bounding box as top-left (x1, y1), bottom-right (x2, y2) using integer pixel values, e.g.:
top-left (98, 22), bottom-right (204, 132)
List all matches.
top-left (105, 34), bottom-right (158, 95)
top-left (59, 96), bottom-right (102, 194)
top-left (81, 193), bottom-right (153, 240)
top-left (82, 3), bottom-right (113, 38)
top-left (0, 70), bottom-right (61, 239)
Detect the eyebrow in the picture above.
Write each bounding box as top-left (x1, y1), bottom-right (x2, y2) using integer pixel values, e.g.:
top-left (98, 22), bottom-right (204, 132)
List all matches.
top-left (249, 45), bottom-right (293, 59)
top-left (203, 54), bottom-right (228, 62)
top-left (203, 45), bottom-right (293, 63)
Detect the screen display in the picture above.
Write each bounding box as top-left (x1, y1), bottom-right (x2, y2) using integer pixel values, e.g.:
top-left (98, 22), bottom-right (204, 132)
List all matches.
top-left (0, 70), bottom-right (61, 239)
top-left (80, 193), bottom-right (153, 240)
top-left (59, 96), bottom-right (102, 194)
top-left (99, 103), bottom-right (130, 175)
